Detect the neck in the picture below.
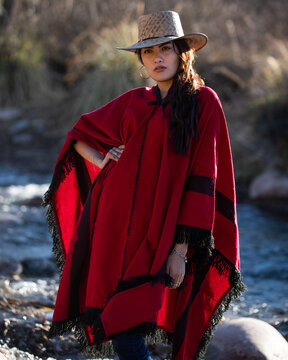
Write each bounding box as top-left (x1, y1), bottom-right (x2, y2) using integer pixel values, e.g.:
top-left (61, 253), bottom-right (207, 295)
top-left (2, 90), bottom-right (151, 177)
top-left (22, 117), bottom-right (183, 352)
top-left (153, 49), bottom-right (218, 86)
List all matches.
top-left (157, 80), bottom-right (173, 99)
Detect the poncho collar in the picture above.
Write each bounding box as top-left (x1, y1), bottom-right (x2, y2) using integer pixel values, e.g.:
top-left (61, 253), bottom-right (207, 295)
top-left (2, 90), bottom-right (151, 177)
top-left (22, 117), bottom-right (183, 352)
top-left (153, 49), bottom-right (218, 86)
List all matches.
top-left (148, 84), bottom-right (169, 107)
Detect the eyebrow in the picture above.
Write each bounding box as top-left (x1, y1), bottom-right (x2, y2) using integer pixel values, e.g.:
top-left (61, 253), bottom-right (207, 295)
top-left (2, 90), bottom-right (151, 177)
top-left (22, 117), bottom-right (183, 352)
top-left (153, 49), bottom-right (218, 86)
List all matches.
top-left (142, 41), bottom-right (172, 50)
top-left (159, 41), bottom-right (172, 47)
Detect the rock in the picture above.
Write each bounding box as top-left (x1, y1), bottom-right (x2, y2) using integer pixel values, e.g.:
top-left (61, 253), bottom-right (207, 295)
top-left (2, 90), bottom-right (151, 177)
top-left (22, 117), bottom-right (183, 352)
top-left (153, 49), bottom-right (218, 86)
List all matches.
top-left (21, 258), bottom-right (58, 277)
top-left (0, 108), bottom-right (21, 122)
top-left (0, 259), bottom-right (23, 276)
top-left (274, 319), bottom-right (288, 340)
top-left (148, 342), bottom-right (171, 359)
top-left (0, 349), bottom-right (8, 360)
top-left (205, 317), bottom-right (288, 360)
top-left (0, 213), bottom-right (23, 225)
top-left (249, 169), bottom-right (288, 199)
top-left (16, 196), bottom-right (43, 207)
top-left (0, 343), bottom-right (47, 359)
top-left (9, 119), bottom-right (30, 134)
top-left (11, 133), bottom-right (33, 144)
top-left (30, 119), bottom-right (46, 133)
top-left (0, 316), bottom-right (83, 359)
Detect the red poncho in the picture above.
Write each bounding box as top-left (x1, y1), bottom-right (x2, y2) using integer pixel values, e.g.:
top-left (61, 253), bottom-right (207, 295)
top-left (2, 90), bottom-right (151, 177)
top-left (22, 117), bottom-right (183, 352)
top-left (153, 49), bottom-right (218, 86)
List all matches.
top-left (43, 85), bottom-right (246, 360)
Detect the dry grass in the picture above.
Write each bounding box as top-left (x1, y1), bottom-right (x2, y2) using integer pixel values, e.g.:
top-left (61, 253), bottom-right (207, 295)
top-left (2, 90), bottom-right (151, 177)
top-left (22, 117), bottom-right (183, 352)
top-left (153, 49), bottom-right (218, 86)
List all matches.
top-left (2, 0), bottom-right (287, 101)
top-left (53, 20), bottom-right (152, 129)
top-left (0, 30), bottom-right (62, 106)
top-left (0, 0), bottom-right (287, 177)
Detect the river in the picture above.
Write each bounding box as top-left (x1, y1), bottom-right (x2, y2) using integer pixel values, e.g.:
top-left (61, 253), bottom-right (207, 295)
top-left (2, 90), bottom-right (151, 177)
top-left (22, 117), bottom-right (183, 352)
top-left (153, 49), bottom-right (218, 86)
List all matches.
top-left (0, 165), bottom-right (287, 357)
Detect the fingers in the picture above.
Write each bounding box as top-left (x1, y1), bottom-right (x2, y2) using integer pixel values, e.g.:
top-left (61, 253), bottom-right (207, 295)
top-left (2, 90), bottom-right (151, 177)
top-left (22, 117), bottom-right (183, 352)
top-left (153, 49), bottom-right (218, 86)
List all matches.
top-left (168, 279), bottom-right (183, 289)
top-left (165, 254), bottom-right (186, 289)
top-left (166, 272), bottom-right (185, 289)
top-left (108, 145), bottom-right (125, 162)
top-left (172, 275), bottom-right (185, 289)
top-left (176, 274), bottom-right (185, 284)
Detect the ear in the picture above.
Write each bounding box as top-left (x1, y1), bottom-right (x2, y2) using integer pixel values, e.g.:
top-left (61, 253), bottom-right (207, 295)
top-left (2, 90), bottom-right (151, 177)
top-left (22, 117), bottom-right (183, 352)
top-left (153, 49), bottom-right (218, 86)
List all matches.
top-left (137, 49), bottom-right (144, 64)
top-left (172, 41), bottom-right (181, 55)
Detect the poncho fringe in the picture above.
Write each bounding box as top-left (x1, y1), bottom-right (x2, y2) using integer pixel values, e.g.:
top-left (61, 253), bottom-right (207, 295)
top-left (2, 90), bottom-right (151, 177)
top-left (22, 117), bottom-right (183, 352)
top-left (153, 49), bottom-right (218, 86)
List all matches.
top-left (43, 148), bottom-right (246, 359)
top-left (42, 146), bottom-right (77, 274)
top-left (173, 224), bottom-right (215, 267)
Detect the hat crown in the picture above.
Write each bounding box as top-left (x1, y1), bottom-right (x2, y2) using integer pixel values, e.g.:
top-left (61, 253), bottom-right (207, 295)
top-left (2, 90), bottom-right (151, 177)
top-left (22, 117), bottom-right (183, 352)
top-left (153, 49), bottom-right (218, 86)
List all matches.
top-left (138, 11), bottom-right (184, 42)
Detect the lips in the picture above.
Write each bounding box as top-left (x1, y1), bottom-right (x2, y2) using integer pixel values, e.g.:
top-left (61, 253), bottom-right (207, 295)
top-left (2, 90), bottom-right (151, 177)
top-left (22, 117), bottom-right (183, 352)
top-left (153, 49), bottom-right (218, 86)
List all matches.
top-left (154, 66), bottom-right (167, 72)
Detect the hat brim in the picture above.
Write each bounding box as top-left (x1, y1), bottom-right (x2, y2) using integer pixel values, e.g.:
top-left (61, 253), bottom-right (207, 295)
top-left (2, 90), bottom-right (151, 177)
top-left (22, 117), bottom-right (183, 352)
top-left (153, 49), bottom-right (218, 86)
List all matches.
top-left (116, 33), bottom-right (208, 52)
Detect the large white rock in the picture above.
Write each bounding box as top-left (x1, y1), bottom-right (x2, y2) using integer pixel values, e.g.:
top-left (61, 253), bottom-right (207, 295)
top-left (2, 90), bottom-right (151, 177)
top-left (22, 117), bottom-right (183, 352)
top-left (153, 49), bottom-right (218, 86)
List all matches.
top-left (205, 317), bottom-right (288, 360)
top-left (249, 169), bottom-right (288, 199)
top-left (0, 108), bottom-right (21, 121)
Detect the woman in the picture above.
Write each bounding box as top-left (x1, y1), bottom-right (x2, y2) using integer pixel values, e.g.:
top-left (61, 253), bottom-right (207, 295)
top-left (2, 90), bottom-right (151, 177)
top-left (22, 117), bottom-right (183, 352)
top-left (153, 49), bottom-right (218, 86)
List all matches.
top-left (43, 10), bottom-right (246, 360)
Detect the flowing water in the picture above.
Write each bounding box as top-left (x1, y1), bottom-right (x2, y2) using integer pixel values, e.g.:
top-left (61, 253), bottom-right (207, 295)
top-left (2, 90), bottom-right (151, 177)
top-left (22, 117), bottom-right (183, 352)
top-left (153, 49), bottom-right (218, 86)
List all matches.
top-left (0, 166), bottom-right (287, 334)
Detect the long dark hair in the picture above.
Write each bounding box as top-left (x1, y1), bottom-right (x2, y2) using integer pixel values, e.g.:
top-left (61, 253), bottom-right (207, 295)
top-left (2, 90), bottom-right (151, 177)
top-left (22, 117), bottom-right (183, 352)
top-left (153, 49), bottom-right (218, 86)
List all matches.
top-left (138, 38), bottom-right (204, 154)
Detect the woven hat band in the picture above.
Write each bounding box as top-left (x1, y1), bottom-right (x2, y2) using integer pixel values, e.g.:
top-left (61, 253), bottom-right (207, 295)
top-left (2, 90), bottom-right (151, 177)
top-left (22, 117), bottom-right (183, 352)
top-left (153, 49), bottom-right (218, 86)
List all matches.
top-left (138, 11), bottom-right (184, 42)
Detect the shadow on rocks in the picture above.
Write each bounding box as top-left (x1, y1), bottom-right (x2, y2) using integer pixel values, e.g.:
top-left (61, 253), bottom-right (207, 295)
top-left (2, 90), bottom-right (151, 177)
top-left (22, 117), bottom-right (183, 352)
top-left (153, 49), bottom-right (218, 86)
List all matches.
top-left (21, 258), bottom-right (58, 278)
top-left (0, 258), bottom-right (23, 277)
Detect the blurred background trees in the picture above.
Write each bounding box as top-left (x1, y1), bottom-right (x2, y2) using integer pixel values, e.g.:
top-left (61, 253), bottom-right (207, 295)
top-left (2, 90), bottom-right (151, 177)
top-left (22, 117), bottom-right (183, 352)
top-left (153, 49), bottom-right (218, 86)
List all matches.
top-left (0, 0), bottom-right (287, 193)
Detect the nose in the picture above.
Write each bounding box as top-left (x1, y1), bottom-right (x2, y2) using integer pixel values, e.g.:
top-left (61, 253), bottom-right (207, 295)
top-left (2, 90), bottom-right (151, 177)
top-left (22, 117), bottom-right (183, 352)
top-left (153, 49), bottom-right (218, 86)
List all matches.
top-left (154, 48), bottom-right (163, 63)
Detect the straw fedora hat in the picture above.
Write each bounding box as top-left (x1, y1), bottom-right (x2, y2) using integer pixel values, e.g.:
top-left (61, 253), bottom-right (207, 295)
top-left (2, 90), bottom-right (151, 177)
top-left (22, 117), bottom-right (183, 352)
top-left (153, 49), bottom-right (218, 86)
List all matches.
top-left (117, 10), bottom-right (207, 52)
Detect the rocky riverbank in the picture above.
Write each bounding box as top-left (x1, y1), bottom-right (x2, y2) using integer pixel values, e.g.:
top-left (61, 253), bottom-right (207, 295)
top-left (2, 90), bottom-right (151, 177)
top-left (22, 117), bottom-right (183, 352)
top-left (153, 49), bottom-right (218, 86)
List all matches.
top-left (0, 108), bottom-right (287, 359)
top-left (1, 268), bottom-right (287, 359)
top-left (0, 107), bottom-right (62, 174)
top-left (0, 271), bottom-right (170, 359)
top-left (0, 271), bottom-right (84, 359)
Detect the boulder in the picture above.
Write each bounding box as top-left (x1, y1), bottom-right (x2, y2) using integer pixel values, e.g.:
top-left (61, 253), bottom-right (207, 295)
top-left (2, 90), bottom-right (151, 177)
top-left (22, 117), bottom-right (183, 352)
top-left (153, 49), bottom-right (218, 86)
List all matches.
top-left (16, 196), bottom-right (43, 207)
top-left (9, 119), bottom-right (30, 134)
top-left (0, 213), bottom-right (23, 225)
top-left (11, 133), bottom-right (33, 144)
top-left (205, 317), bottom-right (288, 360)
top-left (249, 169), bottom-right (288, 199)
top-left (21, 258), bottom-right (58, 277)
top-left (0, 348), bottom-right (8, 360)
top-left (0, 258), bottom-right (23, 276)
top-left (30, 118), bottom-right (46, 133)
top-left (0, 108), bottom-right (21, 122)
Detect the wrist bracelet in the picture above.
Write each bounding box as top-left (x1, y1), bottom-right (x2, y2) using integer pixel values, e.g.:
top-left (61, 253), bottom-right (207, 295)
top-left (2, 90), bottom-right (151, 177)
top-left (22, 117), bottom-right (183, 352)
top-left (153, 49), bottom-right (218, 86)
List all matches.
top-left (171, 248), bottom-right (188, 263)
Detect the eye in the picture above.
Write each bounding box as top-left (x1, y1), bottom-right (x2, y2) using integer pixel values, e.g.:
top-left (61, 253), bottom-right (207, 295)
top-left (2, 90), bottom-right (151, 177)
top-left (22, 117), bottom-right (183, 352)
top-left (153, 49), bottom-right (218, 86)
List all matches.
top-left (162, 45), bottom-right (172, 51)
top-left (143, 48), bottom-right (152, 54)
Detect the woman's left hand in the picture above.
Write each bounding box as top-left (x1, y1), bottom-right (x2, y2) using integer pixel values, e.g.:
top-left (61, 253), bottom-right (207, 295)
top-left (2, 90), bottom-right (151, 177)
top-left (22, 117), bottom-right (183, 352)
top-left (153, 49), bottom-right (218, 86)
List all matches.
top-left (166, 244), bottom-right (188, 289)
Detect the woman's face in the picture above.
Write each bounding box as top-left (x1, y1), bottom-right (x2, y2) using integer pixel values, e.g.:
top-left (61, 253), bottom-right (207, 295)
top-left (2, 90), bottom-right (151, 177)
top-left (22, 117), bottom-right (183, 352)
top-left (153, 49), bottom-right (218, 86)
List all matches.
top-left (140, 42), bottom-right (179, 86)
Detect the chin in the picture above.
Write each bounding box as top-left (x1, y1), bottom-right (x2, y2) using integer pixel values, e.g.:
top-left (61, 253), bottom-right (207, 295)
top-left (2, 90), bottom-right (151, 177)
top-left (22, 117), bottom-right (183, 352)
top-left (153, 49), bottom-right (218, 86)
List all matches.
top-left (152, 75), bottom-right (174, 83)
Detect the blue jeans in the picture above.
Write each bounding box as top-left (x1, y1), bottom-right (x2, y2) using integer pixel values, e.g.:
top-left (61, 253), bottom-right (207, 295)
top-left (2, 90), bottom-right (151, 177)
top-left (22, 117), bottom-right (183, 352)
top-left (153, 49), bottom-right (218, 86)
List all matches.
top-left (112, 330), bottom-right (153, 360)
